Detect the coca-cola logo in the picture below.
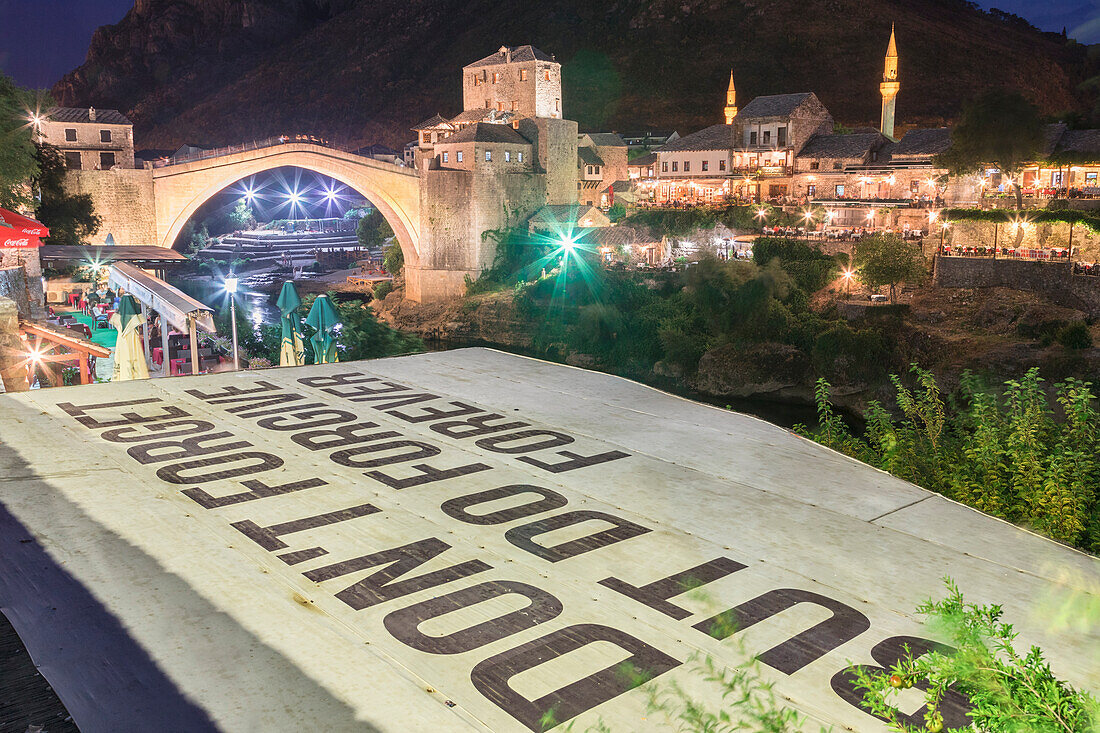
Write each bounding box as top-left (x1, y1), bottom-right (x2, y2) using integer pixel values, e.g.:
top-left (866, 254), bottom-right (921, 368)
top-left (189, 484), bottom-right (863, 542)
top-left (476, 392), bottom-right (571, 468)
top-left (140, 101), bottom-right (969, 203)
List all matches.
top-left (20, 228), bottom-right (39, 234)
top-left (4, 238), bottom-right (31, 246)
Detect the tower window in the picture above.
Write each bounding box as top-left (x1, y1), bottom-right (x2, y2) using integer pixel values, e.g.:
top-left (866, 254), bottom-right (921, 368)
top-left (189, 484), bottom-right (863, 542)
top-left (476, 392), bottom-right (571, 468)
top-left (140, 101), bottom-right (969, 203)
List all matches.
top-left (493, 72), bottom-right (501, 83)
top-left (485, 151), bottom-right (492, 162)
top-left (520, 69), bottom-right (528, 81)
top-left (505, 151), bottom-right (511, 162)
top-left (544, 69), bottom-right (551, 81)
top-left (518, 152), bottom-right (523, 163)
top-left (457, 151), bottom-right (463, 162)
top-left (511, 100), bottom-right (518, 111)
top-left (497, 101), bottom-right (505, 111)
top-left (485, 99), bottom-right (491, 109)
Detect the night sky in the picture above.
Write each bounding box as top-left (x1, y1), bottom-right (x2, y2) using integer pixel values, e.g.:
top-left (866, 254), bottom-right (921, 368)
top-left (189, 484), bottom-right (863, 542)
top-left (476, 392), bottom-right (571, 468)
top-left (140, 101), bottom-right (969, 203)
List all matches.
top-left (1, 0), bottom-right (1099, 89)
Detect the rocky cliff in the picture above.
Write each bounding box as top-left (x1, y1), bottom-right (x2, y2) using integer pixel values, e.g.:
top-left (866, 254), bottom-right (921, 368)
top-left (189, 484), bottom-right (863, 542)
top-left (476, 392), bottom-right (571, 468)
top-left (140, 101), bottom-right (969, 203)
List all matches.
top-left (54, 0), bottom-right (1100, 150)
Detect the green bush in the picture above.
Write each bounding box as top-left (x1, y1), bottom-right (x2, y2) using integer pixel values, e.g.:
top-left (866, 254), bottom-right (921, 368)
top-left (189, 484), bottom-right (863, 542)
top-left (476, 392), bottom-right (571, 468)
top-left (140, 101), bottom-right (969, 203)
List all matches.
top-left (1057, 322), bottom-right (1093, 349)
top-left (382, 241), bottom-right (404, 277)
top-left (752, 237), bottom-right (840, 293)
top-left (372, 280), bottom-right (394, 300)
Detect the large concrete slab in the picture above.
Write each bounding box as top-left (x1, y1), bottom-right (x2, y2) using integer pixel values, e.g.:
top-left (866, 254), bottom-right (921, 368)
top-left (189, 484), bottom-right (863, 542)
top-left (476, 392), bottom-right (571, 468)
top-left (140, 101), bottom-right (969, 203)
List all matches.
top-left (0, 348), bottom-right (1097, 732)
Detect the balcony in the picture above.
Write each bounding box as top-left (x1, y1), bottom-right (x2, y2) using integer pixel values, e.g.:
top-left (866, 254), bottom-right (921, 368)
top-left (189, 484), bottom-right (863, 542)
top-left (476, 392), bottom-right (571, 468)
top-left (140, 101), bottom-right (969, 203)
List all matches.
top-left (730, 166), bottom-right (791, 178)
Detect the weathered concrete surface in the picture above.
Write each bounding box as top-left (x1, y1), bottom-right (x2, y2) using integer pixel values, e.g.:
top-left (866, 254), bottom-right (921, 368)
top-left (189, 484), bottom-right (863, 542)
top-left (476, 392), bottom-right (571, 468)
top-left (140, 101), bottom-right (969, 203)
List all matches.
top-left (0, 348), bottom-right (1096, 732)
top-left (934, 255), bottom-right (1100, 315)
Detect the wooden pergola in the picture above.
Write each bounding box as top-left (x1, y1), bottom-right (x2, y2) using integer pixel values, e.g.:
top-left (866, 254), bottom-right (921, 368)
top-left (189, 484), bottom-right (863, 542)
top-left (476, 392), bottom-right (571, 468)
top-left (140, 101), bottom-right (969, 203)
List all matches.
top-left (13, 320), bottom-right (112, 387)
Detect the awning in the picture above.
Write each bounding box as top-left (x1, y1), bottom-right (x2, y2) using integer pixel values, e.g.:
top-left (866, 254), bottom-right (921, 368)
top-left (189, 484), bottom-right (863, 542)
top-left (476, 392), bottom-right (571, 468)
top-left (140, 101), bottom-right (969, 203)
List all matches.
top-left (40, 245), bottom-right (190, 267)
top-left (107, 262), bottom-right (216, 333)
top-left (0, 208), bottom-right (48, 248)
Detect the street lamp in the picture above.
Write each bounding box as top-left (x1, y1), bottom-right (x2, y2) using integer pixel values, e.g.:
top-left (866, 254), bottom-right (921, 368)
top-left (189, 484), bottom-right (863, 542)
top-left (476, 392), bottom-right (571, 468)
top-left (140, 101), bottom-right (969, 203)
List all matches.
top-left (842, 269), bottom-right (854, 300)
top-left (225, 272), bottom-right (240, 371)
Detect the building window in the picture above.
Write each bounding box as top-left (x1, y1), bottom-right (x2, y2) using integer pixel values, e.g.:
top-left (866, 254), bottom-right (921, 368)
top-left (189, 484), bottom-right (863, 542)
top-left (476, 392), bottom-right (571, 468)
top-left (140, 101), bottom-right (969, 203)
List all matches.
top-left (719, 159), bottom-right (726, 171)
top-left (833, 162), bottom-right (842, 170)
top-left (544, 69), bottom-right (551, 81)
top-left (520, 69), bottom-right (528, 81)
top-left (1088, 172), bottom-right (1098, 184)
top-left (485, 151), bottom-right (492, 162)
top-left (99, 152), bottom-right (116, 169)
top-left (518, 152), bottom-right (523, 162)
top-left (910, 180), bottom-right (920, 193)
top-left (683, 161), bottom-right (690, 172)
top-left (485, 99), bottom-right (491, 109)
top-left (777, 127), bottom-right (787, 146)
top-left (442, 152), bottom-right (449, 163)
top-left (100, 129), bottom-right (112, 143)
top-left (763, 131), bottom-right (771, 144)
top-left (456, 151), bottom-right (463, 162)
top-left (587, 165), bottom-right (593, 175)
top-left (749, 131), bottom-right (758, 146)
top-left (505, 151), bottom-right (511, 162)
top-left (493, 72), bottom-right (501, 83)
top-left (594, 165), bottom-right (600, 175)
top-left (65, 128), bottom-right (77, 142)
top-left (662, 161), bottom-right (668, 173)
top-left (807, 184), bottom-right (816, 197)
top-left (835, 184), bottom-right (846, 198)
top-left (473, 74), bottom-right (480, 86)
top-left (511, 100), bottom-right (518, 111)
top-left (64, 151), bottom-right (82, 169)
top-left (672, 162), bottom-right (678, 172)
top-left (810, 161), bottom-right (820, 170)
top-left (497, 101), bottom-right (505, 112)
top-left (701, 160), bottom-right (709, 172)
top-left (555, 98), bottom-right (560, 112)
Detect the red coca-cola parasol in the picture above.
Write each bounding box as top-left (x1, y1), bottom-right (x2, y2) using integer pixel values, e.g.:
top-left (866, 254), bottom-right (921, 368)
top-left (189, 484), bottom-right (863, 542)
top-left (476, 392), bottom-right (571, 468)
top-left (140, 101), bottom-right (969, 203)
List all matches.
top-left (0, 208), bottom-right (48, 248)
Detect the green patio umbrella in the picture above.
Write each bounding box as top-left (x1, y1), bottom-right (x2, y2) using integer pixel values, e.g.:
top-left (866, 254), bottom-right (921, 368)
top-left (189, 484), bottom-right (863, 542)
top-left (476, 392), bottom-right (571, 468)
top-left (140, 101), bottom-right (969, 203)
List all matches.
top-left (276, 281), bottom-right (305, 366)
top-left (305, 294), bottom-right (340, 364)
top-left (109, 294), bottom-right (149, 381)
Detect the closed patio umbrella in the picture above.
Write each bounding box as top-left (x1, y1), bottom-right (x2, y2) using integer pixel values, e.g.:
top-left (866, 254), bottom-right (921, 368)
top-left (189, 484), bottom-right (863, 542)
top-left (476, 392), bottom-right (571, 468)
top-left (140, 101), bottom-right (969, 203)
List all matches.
top-left (276, 281), bottom-right (305, 366)
top-left (109, 295), bottom-right (150, 381)
top-left (305, 294), bottom-right (340, 364)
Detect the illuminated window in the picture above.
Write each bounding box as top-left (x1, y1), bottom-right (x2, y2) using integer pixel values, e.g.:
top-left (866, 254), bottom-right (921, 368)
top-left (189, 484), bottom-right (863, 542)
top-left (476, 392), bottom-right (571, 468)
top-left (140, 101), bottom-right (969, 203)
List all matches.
top-left (544, 69), bottom-right (551, 81)
top-left (485, 99), bottom-right (491, 108)
top-left (493, 72), bottom-right (501, 83)
top-left (497, 101), bottom-right (505, 111)
top-left (719, 159), bottom-right (726, 171)
top-left (684, 161), bottom-right (690, 172)
top-left (835, 184), bottom-right (845, 197)
top-left (807, 184), bottom-right (816, 197)
top-left (520, 69), bottom-right (528, 81)
top-left (505, 151), bottom-right (511, 162)
top-left (518, 152), bottom-right (523, 163)
top-left (442, 152), bottom-right (449, 163)
top-left (672, 162), bottom-right (678, 172)
top-left (662, 161), bottom-right (668, 172)
top-left (511, 100), bottom-right (518, 111)
top-left (555, 99), bottom-right (560, 112)
top-left (485, 151), bottom-right (492, 161)
top-left (701, 160), bottom-right (709, 172)
top-left (810, 161), bottom-right (820, 170)
top-left (456, 151), bottom-right (463, 162)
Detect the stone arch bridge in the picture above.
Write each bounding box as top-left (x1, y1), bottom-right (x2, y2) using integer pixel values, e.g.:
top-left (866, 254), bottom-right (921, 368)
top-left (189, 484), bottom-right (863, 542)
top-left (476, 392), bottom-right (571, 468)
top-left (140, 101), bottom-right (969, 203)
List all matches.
top-left (148, 140), bottom-right (435, 299)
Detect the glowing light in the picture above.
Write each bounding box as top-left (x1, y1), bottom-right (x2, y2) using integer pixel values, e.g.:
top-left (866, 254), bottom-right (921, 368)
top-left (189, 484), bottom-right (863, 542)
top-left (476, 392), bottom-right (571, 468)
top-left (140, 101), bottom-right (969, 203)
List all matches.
top-left (926, 178), bottom-right (938, 189)
top-left (802, 210), bottom-right (814, 221)
top-left (866, 211), bottom-right (875, 221)
top-left (224, 272), bottom-right (239, 294)
top-left (928, 211), bottom-right (939, 223)
top-left (755, 208), bottom-right (768, 220)
top-left (843, 269), bottom-right (854, 280)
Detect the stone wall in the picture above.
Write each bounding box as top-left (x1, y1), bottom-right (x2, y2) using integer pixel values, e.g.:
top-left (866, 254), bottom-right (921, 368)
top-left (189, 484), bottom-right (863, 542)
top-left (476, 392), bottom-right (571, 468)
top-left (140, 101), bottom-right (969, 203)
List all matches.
top-left (933, 255), bottom-right (1100, 315)
top-left (0, 248), bottom-right (44, 319)
top-left (945, 219), bottom-right (1100, 261)
top-left (0, 266), bottom-right (31, 319)
top-left (0, 295), bottom-right (26, 392)
top-left (520, 117), bottom-right (578, 205)
top-left (64, 167), bottom-right (157, 246)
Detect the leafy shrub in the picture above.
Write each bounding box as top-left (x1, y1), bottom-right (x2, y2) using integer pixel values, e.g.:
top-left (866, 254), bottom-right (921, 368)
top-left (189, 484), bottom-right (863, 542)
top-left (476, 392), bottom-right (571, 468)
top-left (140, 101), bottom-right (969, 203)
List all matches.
top-left (382, 241), bottom-right (404, 277)
top-left (372, 280), bottom-right (394, 300)
top-left (753, 237), bottom-right (840, 293)
top-left (1057, 322), bottom-right (1093, 349)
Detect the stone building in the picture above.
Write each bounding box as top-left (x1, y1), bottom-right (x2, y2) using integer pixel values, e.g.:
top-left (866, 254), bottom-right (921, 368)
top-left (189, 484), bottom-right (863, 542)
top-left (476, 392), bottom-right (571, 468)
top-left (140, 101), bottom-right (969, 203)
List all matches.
top-left (654, 124), bottom-right (734, 204)
top-left (411, 45), bottom-right (579, 300)
top-left (39, 107), bottom-right (135, 170)
top-left (577, 133), bottom-right (629, 207)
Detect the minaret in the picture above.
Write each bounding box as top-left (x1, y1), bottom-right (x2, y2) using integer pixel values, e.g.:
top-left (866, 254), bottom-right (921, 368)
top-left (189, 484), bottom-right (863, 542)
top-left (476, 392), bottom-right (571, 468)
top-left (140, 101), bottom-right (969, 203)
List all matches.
top-left (879, 25), bottom-right (899, 140)
top-left (724, 70), bottom-right (738, 125)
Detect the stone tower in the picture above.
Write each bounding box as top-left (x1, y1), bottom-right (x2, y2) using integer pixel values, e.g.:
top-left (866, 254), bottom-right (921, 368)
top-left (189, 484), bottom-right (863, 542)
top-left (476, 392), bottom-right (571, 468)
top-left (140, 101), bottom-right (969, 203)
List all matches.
top-left (879, 25), bottom-right (900, 140)
top-left (724, 70), bottom-right (738, 125)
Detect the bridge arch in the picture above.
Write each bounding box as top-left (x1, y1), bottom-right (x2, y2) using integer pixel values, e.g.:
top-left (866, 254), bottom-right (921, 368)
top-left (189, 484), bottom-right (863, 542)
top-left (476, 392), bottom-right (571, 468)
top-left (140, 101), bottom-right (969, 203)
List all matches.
top-left (152, 143), bottom-right (421, 269)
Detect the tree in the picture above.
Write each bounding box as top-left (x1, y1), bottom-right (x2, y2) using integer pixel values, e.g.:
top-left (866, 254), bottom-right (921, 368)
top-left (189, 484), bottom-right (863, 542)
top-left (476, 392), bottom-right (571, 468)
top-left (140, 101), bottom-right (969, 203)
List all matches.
top-left (356, 208), bottom-right (394, 249)
top-left (853, 233), bottom-right (925, 304)
top-left (227, 200), bottom-right (255, 230)
top-left (934, 89), bottom-right (1044, 209)
top-left (34, 144), bottom-right (101, 245)
top-left (607, 201), bottom-right (626, 222)
top-left (382, 241), bottom-right (404, 277)
top-left (0, 72), bottom-right (40, 211)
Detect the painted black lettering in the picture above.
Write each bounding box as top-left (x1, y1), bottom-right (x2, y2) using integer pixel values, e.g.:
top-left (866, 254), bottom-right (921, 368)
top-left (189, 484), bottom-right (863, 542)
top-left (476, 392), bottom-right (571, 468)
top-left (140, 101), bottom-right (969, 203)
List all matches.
top-left (366, 461), bottom-right (493, 490)
top-left (297, 372), bottom-right (375, 387)
top-left (100, 419), bottom-right (216, 443)
top-left (431, 412), bottom-right (529, 439)
top-left (830, 636), bottom-right (972, 728)
top-left (185, 381), bottom-right (280, 402)
top-left (57, 398), bottom-right (162, 416)
top-left (518, 449), bottom-right (630, 473)
top-left (387, 400), bottom-right (483, 424)
top-left (290, 422), bottom-right (400, 451)
top-left (67, 404), bottom-right (189, 429)
top-left (330, 440), bottom-right (440, 469)
top-left (231, 398), bottom-right (323, 418)
top-left (127, 432), bottom-right (251, 465)
top-left (233, 503), bottom-right (379, 551)
top-left (383, 580), bottom-right (562, 654)
top-left (475, 430), bottom-right (574, 454)
top-left (470, 623), bottom-right (680, 732)
top-left (255, 408), bottom-right (358, 431)
top-left (156, 451), bottom-right (284, 484)
top-left (505, 510), bottom-right (651, 562)
top-left (305, 538), bottom-right (491, 610)
top-left (694, 588), bottom-right (870, 674)
top-left (600, 558), bottom-right (747, 620)
top-left (441, 485), bottom-right (568, 525)
top-left (322, 381), bottom-right (409, 400)
top-left (183, 476), bottom-right (327, 509)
